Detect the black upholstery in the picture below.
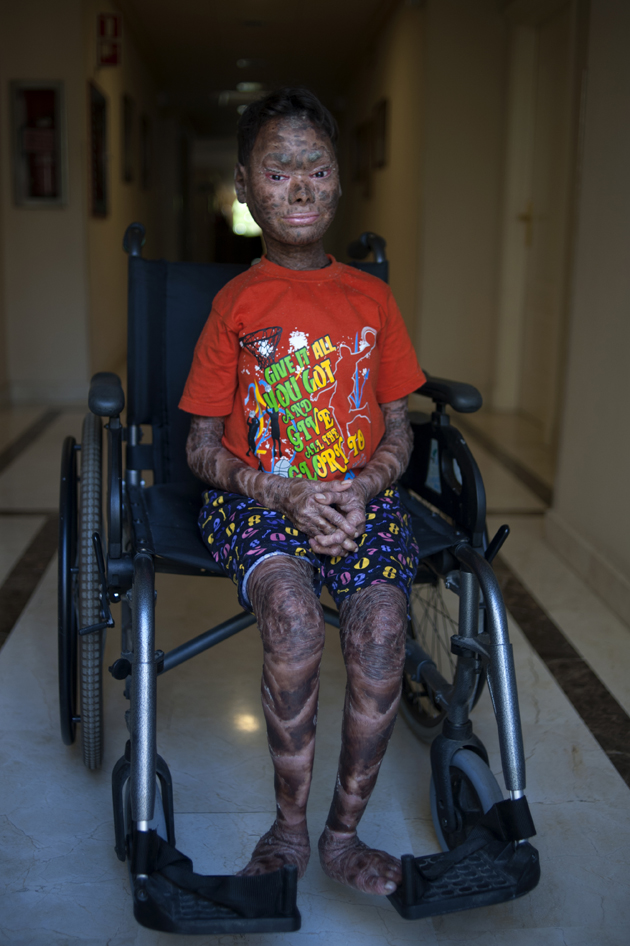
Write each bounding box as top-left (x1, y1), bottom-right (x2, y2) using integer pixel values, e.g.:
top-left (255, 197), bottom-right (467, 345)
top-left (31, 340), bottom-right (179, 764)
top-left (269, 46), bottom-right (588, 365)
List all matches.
top-left (126, 259), bottom-right (248, 485)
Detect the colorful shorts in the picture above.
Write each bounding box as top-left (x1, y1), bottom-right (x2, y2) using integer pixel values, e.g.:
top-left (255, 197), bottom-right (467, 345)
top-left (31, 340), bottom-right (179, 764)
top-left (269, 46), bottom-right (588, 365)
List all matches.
top-left (198, 486), bottom-right (421, 612)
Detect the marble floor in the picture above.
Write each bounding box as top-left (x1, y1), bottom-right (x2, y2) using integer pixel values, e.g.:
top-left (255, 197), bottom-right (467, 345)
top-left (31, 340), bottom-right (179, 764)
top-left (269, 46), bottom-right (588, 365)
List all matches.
top-left (0, 407), bottom-right (628, 945)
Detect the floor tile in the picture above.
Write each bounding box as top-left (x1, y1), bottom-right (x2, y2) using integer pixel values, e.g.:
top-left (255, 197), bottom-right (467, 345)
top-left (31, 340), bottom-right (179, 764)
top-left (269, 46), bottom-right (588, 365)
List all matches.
top-left (0, 515), bottom-right (46, 585)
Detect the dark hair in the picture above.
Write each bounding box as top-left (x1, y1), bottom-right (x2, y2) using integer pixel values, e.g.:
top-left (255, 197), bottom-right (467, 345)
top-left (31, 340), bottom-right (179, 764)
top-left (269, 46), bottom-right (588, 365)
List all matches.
top-left (237, 87), bottom-right (338, 166)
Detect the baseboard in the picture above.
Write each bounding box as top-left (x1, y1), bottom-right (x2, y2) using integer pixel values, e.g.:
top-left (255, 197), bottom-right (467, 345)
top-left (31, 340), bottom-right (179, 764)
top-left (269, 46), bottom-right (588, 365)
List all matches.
top-left (9, 379), bottom-right (89, 405)
top-left (545, 509), bottom-right (630, 629)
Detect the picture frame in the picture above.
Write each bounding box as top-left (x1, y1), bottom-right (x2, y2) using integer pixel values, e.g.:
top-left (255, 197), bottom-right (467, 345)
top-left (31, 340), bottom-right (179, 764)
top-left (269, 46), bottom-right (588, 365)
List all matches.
top-left (10, 80), bottom-right (68, 207)
top-left (89, 82), bottom-right (108, 216)
top-left (122, 94), bottom-right (134, 183)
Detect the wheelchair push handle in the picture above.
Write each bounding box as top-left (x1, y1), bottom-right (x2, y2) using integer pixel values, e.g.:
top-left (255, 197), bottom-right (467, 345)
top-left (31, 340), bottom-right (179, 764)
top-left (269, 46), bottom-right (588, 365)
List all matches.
top-left (89, 372), bottom-right (125, 418)
top-left (123, 222), bottom-right (146, 257)
top-left (347, 231), bottom-right (387, 264)
top-left (417, 373), bottom-right (483, 414)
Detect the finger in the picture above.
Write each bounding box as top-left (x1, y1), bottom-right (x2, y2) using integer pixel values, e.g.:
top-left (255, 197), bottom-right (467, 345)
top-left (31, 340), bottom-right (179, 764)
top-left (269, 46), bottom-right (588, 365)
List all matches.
top-left (309, 537), bottom-right (347, 557)
top-left (313, 529), bottom-right (358, 553)
top-left (317, 504), bottom-right (356, 534)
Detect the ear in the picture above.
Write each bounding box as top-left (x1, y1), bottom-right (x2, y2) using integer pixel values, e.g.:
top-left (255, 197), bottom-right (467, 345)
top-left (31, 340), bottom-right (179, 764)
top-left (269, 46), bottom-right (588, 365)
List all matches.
top-left (234, 163), bottom-right (247, 203)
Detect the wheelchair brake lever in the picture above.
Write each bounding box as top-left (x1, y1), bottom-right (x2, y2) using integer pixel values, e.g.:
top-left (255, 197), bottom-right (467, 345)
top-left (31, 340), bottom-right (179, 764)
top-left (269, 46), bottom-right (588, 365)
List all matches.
top-left (485, 524), bottom-right (510, 564)
top-left (78, 532), bottom-right (116, 636)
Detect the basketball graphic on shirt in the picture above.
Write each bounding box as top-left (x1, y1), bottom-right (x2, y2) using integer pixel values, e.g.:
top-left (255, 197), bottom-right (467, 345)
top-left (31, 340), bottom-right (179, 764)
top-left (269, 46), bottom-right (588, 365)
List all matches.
top-left (240, 326), bottom-right (283, 368)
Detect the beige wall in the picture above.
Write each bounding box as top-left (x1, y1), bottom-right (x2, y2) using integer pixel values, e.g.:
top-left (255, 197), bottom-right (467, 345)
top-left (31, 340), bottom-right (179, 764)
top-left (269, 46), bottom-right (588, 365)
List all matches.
top-left (546, 0), bottom-right (630, 625)
top-left (0, 0), bottom-right (91, 403)
top-left (331, 2), bottom-right (425, 337)
top-left (83, 0), bottom-right (161, 375)
top-left (417, 0), bottom-right (507, 397)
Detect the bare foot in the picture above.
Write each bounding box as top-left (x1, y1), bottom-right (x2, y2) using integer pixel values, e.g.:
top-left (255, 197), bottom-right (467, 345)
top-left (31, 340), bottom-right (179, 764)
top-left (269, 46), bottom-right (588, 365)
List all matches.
top-left (238, 821), bottom-right (311, 879)
top-left (318, 826), bottom-right (401, 895)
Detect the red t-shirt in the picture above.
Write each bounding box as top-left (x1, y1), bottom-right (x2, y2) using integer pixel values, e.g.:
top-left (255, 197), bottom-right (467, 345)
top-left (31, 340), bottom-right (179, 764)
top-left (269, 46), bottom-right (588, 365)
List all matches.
top-left (179, 256), bottom-right (426, 482)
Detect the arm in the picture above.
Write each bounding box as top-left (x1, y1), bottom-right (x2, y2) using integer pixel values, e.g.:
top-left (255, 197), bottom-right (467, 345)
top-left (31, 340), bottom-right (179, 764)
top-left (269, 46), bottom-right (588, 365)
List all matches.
top-left (186, 415), bottom-right (360, 551)
top-left (309, 398), bottom-right (413, 555)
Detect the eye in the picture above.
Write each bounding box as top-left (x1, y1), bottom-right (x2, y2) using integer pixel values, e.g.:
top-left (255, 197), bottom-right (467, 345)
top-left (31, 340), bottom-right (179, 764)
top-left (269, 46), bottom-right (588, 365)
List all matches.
top-left (311, 168), bottom-right (332, 179)
top-left (266, 172), bottom-right (289, 182)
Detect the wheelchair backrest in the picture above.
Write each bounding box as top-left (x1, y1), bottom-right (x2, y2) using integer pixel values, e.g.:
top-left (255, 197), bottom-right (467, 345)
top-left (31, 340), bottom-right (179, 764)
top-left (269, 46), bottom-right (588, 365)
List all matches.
top-left (125, 254), bottom-right (387, 486)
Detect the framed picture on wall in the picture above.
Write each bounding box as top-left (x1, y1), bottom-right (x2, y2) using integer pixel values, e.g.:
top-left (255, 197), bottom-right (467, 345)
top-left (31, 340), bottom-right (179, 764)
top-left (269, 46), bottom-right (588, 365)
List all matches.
top-left (10, 81), bottom-right (68, 207)
top-left (140, 114), bottom-right (151, 190)
top-left (89, 82), bottom-right (108, 216)
top-left (122, 94), bottom-right (135, 183)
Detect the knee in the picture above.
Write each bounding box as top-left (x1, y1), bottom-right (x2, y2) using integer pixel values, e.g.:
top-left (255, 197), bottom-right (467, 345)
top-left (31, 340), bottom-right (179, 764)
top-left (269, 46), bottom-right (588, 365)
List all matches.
top-left (340, 585), bottom-right (407, 682)
top-left (249, 556), bottom-right (325, 661)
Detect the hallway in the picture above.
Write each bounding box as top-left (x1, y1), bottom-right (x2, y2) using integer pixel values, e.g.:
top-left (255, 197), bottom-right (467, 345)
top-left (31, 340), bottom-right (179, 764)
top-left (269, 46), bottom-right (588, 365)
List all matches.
top-left (0, 404), bottom-right (628, 945)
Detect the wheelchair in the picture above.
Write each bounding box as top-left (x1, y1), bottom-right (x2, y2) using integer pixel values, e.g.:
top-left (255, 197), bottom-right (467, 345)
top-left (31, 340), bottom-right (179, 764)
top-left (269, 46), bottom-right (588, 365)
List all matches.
top-left (57, 223), bottom-right (540, 934)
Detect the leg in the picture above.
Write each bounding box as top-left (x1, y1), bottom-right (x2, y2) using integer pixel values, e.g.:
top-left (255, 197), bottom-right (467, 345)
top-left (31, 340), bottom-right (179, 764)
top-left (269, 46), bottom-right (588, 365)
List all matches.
top-left (239, 555), bottom-right (325, 879)
top-left (319, 585), bottom-right (407, 895)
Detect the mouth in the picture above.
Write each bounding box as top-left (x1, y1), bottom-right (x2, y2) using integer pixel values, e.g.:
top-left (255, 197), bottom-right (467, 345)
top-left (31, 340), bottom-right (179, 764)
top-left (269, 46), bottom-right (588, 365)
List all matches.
top-left (282, 213), bottom-right (321, 226)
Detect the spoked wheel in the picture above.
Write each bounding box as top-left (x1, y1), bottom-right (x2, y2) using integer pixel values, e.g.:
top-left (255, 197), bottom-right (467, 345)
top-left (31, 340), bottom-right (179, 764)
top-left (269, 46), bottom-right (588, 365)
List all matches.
top-left (400, 574), bottom-right (486, 743)
top-left (78, 413), bottom-right (104, 770)
top-left (430, 749), bottom-right (503, 851)
top-left (58, 436), bottom-right (78, 745)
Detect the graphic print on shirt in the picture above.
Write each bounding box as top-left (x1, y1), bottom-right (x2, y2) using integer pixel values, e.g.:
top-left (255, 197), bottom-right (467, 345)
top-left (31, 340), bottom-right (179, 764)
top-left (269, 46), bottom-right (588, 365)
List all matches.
top-left (240, 326), bottom-right (377, 480)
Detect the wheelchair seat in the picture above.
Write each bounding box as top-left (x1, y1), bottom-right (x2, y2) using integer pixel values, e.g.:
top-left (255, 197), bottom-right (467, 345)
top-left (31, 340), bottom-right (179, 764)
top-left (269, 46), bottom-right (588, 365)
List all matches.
top-left (131, 480), bottom-right (465, 578)
top-left (129, 481), bottom-right (223, 574)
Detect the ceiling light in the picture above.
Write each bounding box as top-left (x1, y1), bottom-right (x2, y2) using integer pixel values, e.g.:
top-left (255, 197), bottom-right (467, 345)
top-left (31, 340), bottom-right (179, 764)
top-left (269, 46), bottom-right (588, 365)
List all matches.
top-left (237, 81), bottom-right (263, 93)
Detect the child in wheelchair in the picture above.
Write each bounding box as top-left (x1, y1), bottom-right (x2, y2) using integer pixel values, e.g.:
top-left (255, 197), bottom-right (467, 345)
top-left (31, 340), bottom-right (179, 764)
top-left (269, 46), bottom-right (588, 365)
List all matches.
top-left (180, 87), bottom-right (426, 896)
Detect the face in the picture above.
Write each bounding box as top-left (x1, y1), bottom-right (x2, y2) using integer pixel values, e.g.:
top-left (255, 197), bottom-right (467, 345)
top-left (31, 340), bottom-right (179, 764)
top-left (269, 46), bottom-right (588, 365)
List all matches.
top-left (235, 116), bottom-right (341, 249)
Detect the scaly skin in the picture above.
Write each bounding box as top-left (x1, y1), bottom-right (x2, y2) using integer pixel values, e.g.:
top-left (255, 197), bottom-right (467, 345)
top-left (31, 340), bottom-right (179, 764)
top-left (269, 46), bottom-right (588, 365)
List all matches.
top-left (185, 114), bottom-right (416, 894)
top-left (186, 403), bottom-right (412, 893)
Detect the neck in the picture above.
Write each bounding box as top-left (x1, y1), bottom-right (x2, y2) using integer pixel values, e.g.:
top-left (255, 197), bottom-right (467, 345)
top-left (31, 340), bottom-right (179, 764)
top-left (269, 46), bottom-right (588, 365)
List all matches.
top-left (264, 237), bottom-right (330, 271)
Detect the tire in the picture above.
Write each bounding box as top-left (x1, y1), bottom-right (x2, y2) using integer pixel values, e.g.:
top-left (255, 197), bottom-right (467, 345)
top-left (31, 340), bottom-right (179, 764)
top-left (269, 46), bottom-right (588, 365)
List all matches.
top-left (430, 749), bottom-right (504, 851)
top-left (400, 576), bottom-right (486, 743)
top-left (78, 413), bottom-right (104, 770)
top-left (58, 436), bottom-right (78, 745)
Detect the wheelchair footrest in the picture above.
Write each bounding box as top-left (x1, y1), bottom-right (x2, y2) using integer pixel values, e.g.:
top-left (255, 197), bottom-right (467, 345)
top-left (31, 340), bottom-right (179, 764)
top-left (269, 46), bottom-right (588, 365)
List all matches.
top-left (388, 802), bottom-right (540, 920)
top-left (131, 835), bottom-right (301, 934)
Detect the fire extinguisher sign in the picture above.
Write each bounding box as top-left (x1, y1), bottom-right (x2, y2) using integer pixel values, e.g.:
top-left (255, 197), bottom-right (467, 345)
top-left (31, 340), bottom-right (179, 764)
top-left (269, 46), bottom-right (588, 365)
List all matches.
top-left (97, 13), bottom-right (122, 67)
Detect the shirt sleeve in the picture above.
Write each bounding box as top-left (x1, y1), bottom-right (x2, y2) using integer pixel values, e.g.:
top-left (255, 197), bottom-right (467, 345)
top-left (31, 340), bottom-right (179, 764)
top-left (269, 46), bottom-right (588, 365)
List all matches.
top-left (375, 290), bottom-right (426, 403)
top-left (179, 304), bottom-right (241, 416)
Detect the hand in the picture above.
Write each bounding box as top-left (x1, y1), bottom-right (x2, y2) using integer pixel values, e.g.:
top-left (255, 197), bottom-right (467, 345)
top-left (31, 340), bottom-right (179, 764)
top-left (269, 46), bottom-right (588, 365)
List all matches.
top-left (309, 479), bottom-right (369, 557)
top-left (270, 478), bottom-right (359, 551)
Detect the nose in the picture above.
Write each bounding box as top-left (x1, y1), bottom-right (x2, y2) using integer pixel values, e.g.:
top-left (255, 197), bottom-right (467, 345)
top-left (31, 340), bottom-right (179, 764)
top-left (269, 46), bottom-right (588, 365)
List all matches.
top-left (288, 174), bottom-right (315, 204)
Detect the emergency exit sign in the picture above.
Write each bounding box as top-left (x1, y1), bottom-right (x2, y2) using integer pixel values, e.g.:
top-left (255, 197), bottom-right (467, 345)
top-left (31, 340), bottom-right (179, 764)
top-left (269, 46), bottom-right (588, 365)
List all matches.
top-left (97, 13), bottom-right (122, 66)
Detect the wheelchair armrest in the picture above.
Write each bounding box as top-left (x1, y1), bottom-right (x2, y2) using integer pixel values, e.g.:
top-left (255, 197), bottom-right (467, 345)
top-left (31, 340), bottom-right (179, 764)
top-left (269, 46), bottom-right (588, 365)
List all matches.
top-left (417, 373), bottom-right (482, 414)
top-left (88, 372), bottom-right (125, 417)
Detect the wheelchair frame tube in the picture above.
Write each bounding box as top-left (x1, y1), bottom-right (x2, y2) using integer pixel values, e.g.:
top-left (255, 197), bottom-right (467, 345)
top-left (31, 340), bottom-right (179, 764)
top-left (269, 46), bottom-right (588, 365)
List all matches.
top-left (130, 552), bottom-right (157, 827)
top-left (455, 544), bottom-right (526, 793)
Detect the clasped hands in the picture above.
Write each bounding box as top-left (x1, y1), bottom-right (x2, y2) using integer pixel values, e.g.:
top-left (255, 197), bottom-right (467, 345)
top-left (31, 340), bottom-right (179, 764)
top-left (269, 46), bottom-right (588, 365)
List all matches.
top-left (278, 478), bottom-right (369, 557)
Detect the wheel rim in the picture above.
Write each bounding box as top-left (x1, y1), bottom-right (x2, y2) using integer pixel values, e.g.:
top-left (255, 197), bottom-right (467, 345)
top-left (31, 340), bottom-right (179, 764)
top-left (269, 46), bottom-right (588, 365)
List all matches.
top-left (58, 435), bottom-right (78, 745)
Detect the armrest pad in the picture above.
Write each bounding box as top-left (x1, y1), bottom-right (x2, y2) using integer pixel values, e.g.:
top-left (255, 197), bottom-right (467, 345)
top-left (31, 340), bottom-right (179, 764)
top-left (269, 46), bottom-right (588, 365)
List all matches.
top-left (417, 373), bottom-right (483, 413)
top-left (88, 372), bottom-right (125, 417)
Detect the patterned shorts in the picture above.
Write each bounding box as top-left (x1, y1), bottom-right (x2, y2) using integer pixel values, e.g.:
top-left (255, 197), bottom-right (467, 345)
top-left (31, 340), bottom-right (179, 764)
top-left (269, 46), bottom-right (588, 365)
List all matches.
top-left (198, 486), bottom-right (420, 612)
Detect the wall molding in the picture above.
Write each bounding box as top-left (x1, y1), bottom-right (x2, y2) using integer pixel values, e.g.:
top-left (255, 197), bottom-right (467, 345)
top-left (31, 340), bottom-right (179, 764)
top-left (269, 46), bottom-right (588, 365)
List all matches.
top-left (546, 509), bottom-right (630, 630)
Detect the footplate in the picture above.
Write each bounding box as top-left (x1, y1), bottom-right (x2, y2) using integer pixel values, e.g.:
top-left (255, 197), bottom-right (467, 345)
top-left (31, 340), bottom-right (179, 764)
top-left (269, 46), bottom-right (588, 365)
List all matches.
top-left (389, 799), bottom-right (540, 920)
top-left (131, 835), bottom-right (301, 934)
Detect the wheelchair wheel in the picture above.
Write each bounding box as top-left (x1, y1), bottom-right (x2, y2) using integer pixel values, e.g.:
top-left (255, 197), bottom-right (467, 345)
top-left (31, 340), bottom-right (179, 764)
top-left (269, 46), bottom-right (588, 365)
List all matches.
top-left (400, 575), bottom-right (486, 743)
top-left (78, 413), bottom-right (104, 770)
top-left (430, 749), bottom-right (503, 851)
top-left (58, 436), bottom-right (78, 745)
